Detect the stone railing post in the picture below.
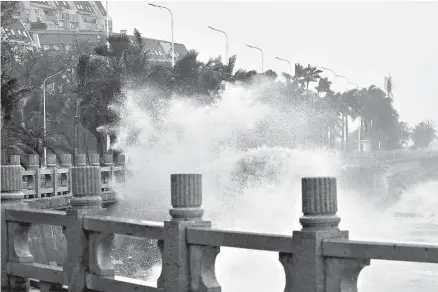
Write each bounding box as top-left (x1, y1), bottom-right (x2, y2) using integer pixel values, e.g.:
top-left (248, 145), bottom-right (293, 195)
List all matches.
top-left (62, 154), bottom-right (72, 195)
top-left (103, 154), bottom-right (114, 189)
top-left (280, 177), bottom-right (369, 292)
top-left (159, 174), bottom-right (220, 292)
top-left (1, 155), bottom-right (24, 203)
top-left (115, 154), bottom-right (126, 185)
top-left (65, 154), bottom-right (108, 292)
top-left (1, 155), bottom-right (29, 291)
top-left (47, 154), bottom-right (58, 197)
top-left (1, 202), bottom-right (32, 292)
top-left (28, 154), bottom-right (40, 198)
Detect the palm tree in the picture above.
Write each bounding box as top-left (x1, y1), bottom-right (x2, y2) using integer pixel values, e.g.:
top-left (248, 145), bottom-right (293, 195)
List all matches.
top-left (302, 64), bottom-right (322, 90)
top-left (341, 89), bottom-right (361, 151)
top-left (315, 77), bottom-right (332, 97)
top-left (1, 72), bottom-right (32, 124)
top-left (293, 63), bottom-right (305, 87)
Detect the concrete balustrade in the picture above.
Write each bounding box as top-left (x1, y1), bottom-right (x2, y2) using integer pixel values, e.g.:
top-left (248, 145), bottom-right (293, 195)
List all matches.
top-left (0, 153), bottom-right (126, 209)
top-left (1, 172), bottom-right (438, 292)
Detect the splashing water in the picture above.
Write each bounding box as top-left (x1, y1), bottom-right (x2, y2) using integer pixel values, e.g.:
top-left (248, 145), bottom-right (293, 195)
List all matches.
top-left (112, 82), bottom-right (438, 292)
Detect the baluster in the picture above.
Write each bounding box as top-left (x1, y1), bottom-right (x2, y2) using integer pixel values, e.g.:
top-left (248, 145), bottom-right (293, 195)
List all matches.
top-left (103, 153), bottom-right (116, 205)
top-left (103, 154), bottom-right (114, 188)
top-left (61, 154), bottom-right (72, 196)
top-left (65, 154), bottom-right (105, 292)
top-left (115, 154), bottom-right (126, 185)
top-left (1, 202), bottom-right (29, 291)
top-left (47, 154), bottom-right (57, 197)
top-left (89, 232), bottom-right (114, 276)
top-left (8, 215), bottom-right (33, 291)
top-left (28, 155), bottom-right (40, 198)
top-left (160, 174), bottom-right (220, 292)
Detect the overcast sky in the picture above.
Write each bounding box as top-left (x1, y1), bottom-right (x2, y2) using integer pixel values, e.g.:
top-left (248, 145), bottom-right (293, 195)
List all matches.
top-left (109, 0), bottom-right (438, 127)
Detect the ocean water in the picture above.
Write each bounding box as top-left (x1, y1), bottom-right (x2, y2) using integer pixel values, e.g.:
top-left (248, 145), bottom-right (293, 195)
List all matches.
top-left (111, 82), bottom-right (438, 291)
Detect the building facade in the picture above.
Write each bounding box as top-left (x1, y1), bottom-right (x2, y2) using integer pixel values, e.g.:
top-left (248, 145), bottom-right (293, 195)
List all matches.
top-left (2, 1), bottom-right (188, 65)
top-left (17, 1), bottom-right (112, 33)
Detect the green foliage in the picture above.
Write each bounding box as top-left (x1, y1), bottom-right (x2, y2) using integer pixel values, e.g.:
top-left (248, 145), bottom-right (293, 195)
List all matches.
top-left (2, 26), bottom-right (426, 156)
top-left (1, 72), bottom-right (32, 124)
top-left (412, 120), bottom-right (437, 148)
top-left (1, 1), bottom-right (18, 27)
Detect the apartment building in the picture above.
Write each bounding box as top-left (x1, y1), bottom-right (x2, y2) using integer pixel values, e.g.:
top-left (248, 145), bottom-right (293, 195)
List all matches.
top-left (17, 1), bottom-right (112, 32)
top-left (2, 1), bottom-right (188, 64)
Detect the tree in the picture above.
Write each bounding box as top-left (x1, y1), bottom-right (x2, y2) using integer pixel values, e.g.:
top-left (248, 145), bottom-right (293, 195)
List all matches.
top-left (301, 64), bottom-right (322, 90)
top-left (1, 72), bottom-right (31, 124)
top-left (412, 120), bottom-right (437, 148)
top-left (315, 77), bottom-right (332, 96)
top-left (76, 54), bottom-right (121, 158)
top-left (1, 1), bottom-right (18, 27)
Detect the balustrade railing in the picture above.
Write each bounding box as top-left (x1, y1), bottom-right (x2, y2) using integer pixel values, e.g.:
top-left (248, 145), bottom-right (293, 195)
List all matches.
top-left (0, 153), bottom-right (125, 208)
top-left (1, 161), bottom-right (437, 292)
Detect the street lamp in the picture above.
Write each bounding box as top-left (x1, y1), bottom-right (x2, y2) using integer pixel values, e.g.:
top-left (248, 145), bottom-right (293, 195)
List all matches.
top-left (208, 26), bottom-right (228, 61)
top-left (149, 3), bottom-right (174, 67)
top-left (321, 66), bottom-right (337, 92)
top-left (246, 44), bottom-right (264, 73)
top-left (106, 0), bottom-right (110, 50)
top-left (348, 81), bottom-right (359, 90)
top-left (275, 56), bottom-right (291, 75)
top-left (42, 71), bottom-right (63, 167)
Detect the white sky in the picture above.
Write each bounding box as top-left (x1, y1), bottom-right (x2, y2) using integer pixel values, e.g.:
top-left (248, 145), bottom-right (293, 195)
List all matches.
top-left (108, 0), bottom-right (438, 127)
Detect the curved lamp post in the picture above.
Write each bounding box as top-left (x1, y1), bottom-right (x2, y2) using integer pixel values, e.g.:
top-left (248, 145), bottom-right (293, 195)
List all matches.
top-left (149, 3), bottom-right (174, 67)
top-left (246, 44), bottom-right (264, 73)
top-left (208, 26), bottom-right (228, 61)
top-left (42, 71), bottom-right (63, 167)
top-left (275, 56), bottom-right (292, 75)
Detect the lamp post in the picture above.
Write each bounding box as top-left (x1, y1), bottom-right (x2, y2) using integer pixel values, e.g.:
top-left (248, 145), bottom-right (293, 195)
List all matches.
top-left (246, 44), bottom-right (264, 73)
top-left (42, 71), bottom-right (63, 167)
top-left (106, 1), bottom-right (110, 49)
top-left (208, 26), bottom-right (228, 61)
top-left (275, 56), bottom-right (292, 75)
top-left (348, 81), bottom-right (359, 90)
top-left (149, 3), bottom-right (174, 67)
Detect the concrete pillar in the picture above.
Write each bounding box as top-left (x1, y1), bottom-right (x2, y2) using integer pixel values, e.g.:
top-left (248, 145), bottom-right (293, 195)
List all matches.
top-left (65, 154), bottom-right (106, 292)
top-left (1, 156), bottom-right (29, 291)
top-left (159, 174), bottom-right (220, 292)
top-left (280, 177), bottom-right (345, 292)
top-left (1, 155), bottom-right (24, 203)
top-left (280, 177), bottom-right (369, 292)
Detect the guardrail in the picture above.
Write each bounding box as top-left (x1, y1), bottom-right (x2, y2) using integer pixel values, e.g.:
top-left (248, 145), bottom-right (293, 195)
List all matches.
top-left (1, 170), bottom-right (437, 291)
top-left (1, 153), bottom-right (125, 208)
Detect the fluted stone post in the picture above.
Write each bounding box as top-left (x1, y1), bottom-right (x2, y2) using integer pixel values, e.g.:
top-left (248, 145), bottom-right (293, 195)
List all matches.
top-left (159, 174), bottom-right (220, 292)
top-left (280, 178), bottom-right (345, 292)
top-left (1, 155), bottom-right (25, 203)
top-left (280, 177), bottom-right (369, 292)
top-left (65, 154), bottom-right (106, 292)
